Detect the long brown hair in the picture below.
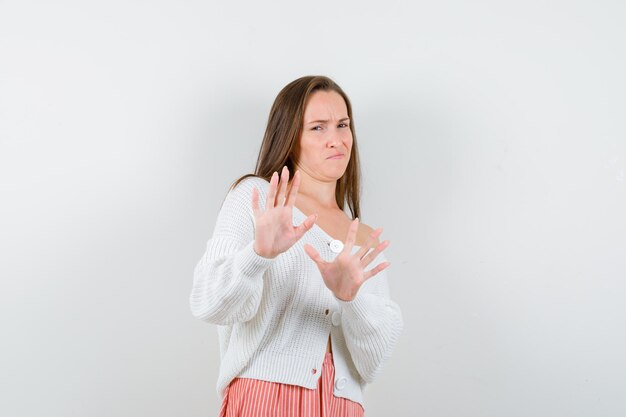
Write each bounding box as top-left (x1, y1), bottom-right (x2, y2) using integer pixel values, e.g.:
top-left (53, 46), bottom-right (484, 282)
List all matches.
top-left (231, 75), bottom-right (361, 219)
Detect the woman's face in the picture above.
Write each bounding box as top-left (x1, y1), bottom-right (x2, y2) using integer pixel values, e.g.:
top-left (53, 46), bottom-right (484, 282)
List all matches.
top-left (296, 90), bottom-right (353, 181)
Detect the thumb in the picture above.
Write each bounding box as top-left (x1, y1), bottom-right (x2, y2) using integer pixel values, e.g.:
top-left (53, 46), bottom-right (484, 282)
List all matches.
top-left (295, 213), bottom-right (318, 239)
top-left (303, 243), bottom-right (325, 265)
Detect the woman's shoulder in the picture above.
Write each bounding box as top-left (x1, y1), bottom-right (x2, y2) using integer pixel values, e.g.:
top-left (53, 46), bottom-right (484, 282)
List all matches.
top-left (357, 221), bottom-right (381, 245)
top-left (226, 175), bottom-right (270, 199)
top-left (216, 175), bottom-right (269, 211)
top-left (358, 221), bottom-right (375, 235)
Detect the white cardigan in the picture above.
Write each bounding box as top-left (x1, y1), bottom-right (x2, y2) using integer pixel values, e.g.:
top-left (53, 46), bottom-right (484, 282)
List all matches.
top-left (190, 176), bottom-right (403, 406)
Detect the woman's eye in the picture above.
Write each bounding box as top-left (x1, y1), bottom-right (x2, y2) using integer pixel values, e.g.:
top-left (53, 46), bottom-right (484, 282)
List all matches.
top-left (311, 123), bottom-right (348, 131)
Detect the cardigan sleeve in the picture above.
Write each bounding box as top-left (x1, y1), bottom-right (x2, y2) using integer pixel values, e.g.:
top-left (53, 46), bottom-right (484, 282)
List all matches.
top-left (189, 178), bottom-right (276, 325)
top-left (334, 251), bottom-right (404, 383)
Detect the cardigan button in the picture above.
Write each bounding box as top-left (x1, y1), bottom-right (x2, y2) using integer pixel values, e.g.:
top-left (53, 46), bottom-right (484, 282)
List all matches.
top-left (331, 312), bottom-right (341, 326)
top-left (329, 239), bottom-right (344, 253)
top-left (335, 377), bottom-right (347, 390)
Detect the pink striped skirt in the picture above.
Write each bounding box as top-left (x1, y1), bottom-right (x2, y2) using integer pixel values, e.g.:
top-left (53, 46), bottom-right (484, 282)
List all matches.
top-left (219, 352), bottom-right (364, 417)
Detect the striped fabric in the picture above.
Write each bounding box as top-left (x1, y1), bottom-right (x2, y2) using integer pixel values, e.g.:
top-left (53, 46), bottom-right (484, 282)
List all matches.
top-left (219, 352), bottom-right (365, 417)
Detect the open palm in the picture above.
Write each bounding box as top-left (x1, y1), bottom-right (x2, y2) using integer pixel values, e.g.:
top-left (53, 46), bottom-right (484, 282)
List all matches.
top-left (252, 166), bottom-right (317, 259)
top-left (303, 217), bottom-right (391, 301)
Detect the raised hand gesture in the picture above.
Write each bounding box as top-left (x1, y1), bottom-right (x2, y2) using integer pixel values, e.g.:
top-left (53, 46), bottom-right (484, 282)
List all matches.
top-left (303, 218), bottom-right (391, 301)
top-left (252, 166), bottom-right (317, 259)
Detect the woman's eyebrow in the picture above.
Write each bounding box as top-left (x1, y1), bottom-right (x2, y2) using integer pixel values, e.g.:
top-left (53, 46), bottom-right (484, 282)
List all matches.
top-left (306, 117), bottom-right (350, 124)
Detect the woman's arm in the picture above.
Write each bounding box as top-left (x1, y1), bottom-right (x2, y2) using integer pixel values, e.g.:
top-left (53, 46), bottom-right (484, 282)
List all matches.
top-left (189, 178), bottom-right (276, 325)
top-left (334, 252), bottom-right (404, 383)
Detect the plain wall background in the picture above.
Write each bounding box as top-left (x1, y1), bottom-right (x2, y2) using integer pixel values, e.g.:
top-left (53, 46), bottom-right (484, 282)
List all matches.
top-left (1, 0), bottom-right (625, 416)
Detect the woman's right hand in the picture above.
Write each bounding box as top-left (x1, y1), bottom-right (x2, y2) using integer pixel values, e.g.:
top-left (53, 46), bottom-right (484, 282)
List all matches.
top-left (251, 166), bottom-right (317, 259)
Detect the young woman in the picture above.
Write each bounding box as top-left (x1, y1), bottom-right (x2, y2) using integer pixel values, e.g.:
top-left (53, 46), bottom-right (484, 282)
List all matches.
top-left (190, 75), bottom-right (403, 416)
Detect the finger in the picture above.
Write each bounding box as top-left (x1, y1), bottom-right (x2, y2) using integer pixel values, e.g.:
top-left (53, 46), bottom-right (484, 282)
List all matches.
top-left (303, 243), bottom-right (326, 266)
top-left (284, 170), bottom-right (300, 207)
top-left (277, 166), bottom-right (289, 206)
top-left (295, 213), bottom-right (317, 238)
top-left (266, 171), bottom-right (278, 209)
top-left (361, 240), bottom-right (390, 267)
top-left (363, 261), bottom-right (391, 281)
top-left (251, 187), bottom-right (261, 218)
top-left (356, 227), bottom-right (383, 259)
top-left (344, 217), bottom-right (359, 251)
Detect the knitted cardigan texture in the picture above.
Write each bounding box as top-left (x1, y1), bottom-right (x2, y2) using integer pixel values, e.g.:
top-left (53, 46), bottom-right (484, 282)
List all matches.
top-left (190, 176), bottom-right (403, 406)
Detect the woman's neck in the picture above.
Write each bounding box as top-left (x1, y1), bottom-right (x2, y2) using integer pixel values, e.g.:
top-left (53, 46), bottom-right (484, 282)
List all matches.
top-left (293, 171), bottom-right (339, 210)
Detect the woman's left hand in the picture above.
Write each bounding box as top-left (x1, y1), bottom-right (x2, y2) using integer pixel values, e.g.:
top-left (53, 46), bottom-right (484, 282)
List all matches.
top-left (303, 218), bottom-right (391, 301)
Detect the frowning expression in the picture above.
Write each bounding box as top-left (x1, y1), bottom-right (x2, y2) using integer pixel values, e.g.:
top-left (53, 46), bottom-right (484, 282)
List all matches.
top-left (297, 90), bottom-right (353, 181)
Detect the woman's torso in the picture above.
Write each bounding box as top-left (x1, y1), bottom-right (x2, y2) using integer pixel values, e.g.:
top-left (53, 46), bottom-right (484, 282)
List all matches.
top-left (294, 198), bottom-right (377, 354)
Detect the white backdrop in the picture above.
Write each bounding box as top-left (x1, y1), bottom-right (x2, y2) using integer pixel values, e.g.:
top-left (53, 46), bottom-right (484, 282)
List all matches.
top-left (1, 1), bottom-right (625, 416)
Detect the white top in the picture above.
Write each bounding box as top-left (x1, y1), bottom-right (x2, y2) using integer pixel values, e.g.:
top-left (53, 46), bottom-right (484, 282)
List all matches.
top-left (189, 176), bottom-right (404, 406)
